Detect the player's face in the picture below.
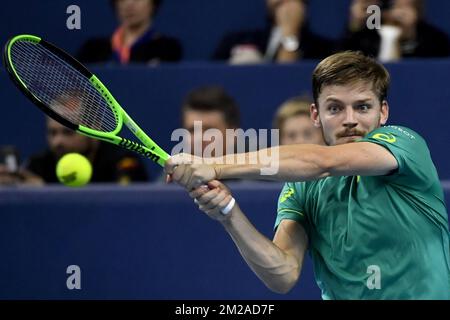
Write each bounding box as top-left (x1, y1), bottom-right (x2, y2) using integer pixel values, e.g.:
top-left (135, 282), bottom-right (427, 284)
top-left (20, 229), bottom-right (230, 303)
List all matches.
top-left (116, 0), bottom-right (154, 28)
top-left (46, 118), bottom-right (94, 159)
top-left (183, 110), bottom-right (230, 157)
top-left (312, 82), bottom-right (389, 146)
top-left (281, 114), bottom-right (324, 145)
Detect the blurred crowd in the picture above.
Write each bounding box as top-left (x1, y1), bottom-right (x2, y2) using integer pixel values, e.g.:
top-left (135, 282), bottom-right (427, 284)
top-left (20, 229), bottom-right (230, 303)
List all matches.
top-left (1, 0), bottom-right (449, 186)
top-left (77, 0), bottom-right (449, 65)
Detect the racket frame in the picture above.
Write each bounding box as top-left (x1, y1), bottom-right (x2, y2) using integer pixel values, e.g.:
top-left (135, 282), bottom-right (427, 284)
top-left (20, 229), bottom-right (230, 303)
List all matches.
top-left (4, 34), bottom-right (169, 167)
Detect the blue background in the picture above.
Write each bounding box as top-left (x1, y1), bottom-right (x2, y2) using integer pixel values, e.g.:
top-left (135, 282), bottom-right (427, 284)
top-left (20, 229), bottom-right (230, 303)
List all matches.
top-left (0, 0), bottom-right (449, 300)
top-left (1, 0), bottom-right (450, 60)
top-left (1, 182), bottom-right (449, 299)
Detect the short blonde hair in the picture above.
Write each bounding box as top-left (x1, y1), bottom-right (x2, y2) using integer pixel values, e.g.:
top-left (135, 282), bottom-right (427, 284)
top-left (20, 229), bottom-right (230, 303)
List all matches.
top-left (312, 51), bottom-right (390, 106)
top-left (273, 96), bottom-right (313, 133)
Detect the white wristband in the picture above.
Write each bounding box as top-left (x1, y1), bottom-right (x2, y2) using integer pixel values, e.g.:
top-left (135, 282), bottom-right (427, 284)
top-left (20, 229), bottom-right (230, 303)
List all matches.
top-left (220, 197), bottom-right (235, 215)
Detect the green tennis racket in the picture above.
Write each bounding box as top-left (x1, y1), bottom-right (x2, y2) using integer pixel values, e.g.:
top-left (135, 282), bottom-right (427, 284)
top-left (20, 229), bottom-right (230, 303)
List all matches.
top-left (3, 34), bottom-right (169, 166)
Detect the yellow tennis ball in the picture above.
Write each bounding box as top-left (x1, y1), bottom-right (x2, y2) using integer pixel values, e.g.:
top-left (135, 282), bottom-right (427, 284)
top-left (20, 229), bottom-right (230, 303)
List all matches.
top-left (56, 153), bottom-right (92, 187)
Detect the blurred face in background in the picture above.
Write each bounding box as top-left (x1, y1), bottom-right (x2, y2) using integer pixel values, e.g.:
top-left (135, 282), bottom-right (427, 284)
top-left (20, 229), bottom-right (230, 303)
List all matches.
top-left (266, 0), bottom-right (283, 14)
top-left (182, 109), bottom-right (230, 156)
top-left (266, 0), bottom-right (306, 21)
top-left (281, 114), bottom-right (324, 145)
top-left (116, 0), bottom-right (154, 29)
top-left (383, 0), bottom-right (419, 32)
top-left (46, 118), bottom-right (97, 160)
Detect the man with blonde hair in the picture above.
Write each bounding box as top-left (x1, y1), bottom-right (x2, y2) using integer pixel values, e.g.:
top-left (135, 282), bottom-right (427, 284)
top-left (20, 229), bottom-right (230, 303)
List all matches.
top-left (273, 96), bottom-right (324, 145)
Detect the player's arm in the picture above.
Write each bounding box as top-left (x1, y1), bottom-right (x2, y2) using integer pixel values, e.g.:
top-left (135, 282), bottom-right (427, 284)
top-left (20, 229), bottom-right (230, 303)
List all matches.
top-left (166, 142), bottom-right (398, 188)
top-left (216, 142), bottom-right (398, 181)
top-left (191, 181), bottom-right (308, 294)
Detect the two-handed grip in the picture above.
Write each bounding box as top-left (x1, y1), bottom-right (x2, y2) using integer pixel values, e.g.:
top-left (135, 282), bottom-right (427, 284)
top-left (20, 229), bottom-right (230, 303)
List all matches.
top-left (167, 159), bottom-right (235, 215)
top-left (193, 189), bottom-right (235, 215)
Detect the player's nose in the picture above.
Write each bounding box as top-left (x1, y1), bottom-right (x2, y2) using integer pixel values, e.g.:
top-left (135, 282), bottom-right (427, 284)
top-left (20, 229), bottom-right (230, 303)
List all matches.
top-left (343, 108), bottom-right (358, 126)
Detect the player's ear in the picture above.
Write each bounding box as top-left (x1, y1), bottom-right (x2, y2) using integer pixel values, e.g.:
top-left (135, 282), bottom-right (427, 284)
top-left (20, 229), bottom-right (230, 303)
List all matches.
top-left (311, 103), bottom-right (321, 128)
top-left (380, 100), bottom-right (389, 126)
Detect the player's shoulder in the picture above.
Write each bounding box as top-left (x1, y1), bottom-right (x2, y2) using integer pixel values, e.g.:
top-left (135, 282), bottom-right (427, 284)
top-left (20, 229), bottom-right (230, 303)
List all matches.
top-left (283, 179), bottom-right (320, 196)
top-left (368, 125), bottom-right (423, 139)
top-left (365, 125), bottom-right (426, 144)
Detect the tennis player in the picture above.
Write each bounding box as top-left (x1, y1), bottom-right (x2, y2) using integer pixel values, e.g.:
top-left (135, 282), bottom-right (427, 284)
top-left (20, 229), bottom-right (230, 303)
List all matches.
top-left (165, 51), bottom-right (450, 299)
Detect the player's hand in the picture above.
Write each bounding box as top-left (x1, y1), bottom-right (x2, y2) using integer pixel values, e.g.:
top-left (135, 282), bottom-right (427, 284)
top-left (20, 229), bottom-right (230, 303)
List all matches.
top-left (165, 153), bottom-right (217, 190)
top-left (189, 180), bottom-right (236, 221)
top-left (165, 153), bottom-right (200, 178)
top-left (170, 162), bottom-right (217, 190)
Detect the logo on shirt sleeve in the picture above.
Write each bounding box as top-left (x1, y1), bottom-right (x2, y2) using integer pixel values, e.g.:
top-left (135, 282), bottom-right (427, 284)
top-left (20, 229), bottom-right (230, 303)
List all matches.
top-left (280, 187), bottom-right (295, 203)
top-left (372, 133), bottom-right (396, 144)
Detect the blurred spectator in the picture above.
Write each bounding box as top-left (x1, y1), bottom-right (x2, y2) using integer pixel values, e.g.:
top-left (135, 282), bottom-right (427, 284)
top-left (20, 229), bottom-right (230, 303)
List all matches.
top-left (212, 0), bottom-right (335, 64)
top-left (0, 117), bottom-right (149, 186)
top-left (273, 96), bottom-right (324, 145)
top-left (347, 0), bottom-right (382, 33)
top-left (342, 0), bottom-right (450, 61)
top-left (180, 86), bottom-right (241, 157)
top-left (156, 86), bottom-right (241, 182)
top-left (0, 146), bottom-right (43, 186)
top-left (77, 0), bottom-right (182, 64)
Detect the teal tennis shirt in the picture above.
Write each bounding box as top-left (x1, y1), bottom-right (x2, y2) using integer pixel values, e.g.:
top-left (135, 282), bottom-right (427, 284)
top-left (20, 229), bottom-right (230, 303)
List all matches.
top-left (275, 125), bottom-right (450, 299)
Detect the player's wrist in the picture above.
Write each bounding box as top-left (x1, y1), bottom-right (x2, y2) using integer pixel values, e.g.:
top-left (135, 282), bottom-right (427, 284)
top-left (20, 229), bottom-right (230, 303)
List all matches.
top-left (220, 197), bottom-right (235, 215)
top-left (220, 201), bottom-right (239, 225)
top-left (214, 165), bottom-right (223, 180)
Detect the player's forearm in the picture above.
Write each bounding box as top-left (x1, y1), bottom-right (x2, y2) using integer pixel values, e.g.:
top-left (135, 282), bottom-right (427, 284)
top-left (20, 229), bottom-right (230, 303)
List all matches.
top-left (221, 206), bottom-right (300, 294)
top-left (215, 144), bottom-right (331, 182)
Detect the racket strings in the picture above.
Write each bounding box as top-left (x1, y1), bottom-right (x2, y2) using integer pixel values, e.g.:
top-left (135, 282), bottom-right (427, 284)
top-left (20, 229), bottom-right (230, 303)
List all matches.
top-left (10, 41), bottom-right (118, 132)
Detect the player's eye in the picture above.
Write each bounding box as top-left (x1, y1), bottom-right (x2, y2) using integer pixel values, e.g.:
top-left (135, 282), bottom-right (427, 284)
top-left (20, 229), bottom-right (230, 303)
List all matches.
top-left (328, 104), bottom-right (341, 114)
top-left (356, 104), bottom-right (371, 112)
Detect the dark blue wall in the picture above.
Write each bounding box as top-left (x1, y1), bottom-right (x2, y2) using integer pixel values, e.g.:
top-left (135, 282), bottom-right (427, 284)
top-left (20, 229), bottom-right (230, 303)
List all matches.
top-left (1, 61), bottom-right (449, 180)
top-left (1, 0), bottom-right (449, 60)
top-left (0, 183), bottom-right (321, 299)
top-left (0, 182), bottom-right (449, 299)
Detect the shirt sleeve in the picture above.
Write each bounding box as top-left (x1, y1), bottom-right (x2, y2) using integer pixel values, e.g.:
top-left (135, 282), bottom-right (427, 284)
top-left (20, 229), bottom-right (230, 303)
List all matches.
top-left (274, 182), bottom-right (308, 231)
top-left (358, 125), bottom-right (437, 189)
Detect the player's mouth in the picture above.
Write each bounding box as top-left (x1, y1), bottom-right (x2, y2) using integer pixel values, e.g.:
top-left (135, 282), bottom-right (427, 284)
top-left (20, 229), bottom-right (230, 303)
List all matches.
top-left (336, 130), bottom-right (366, 143)
top-left (341, 134), bottom-right (361, 138)
top-left (339, 135), bottom-right (361, 143)
top-left (337, 130), bottom-right (365, 139)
